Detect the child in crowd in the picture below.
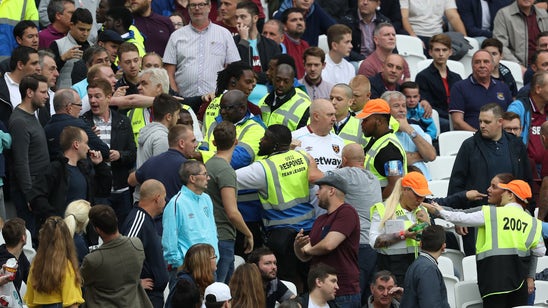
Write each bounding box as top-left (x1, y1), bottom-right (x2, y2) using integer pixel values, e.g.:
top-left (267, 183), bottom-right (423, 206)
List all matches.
top-left (401, 81), bottom-right (437, 140)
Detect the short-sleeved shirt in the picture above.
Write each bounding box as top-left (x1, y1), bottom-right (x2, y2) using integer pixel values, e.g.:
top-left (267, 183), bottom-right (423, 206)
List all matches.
top-left (399, 0), bottom-right (457, 37)
top-left (322, 53), bottom-right (356, 85)
top-left (292, 127), bottom-right (345, 172)
top-left (395, 124), bottom-right (432, 180)
top-left (309, 203), bottom-right (360, 296)
top-left (448, 76), bottom-right (512, 129)
top-left (163, 22), bottom-right (240, 97)
top-left (205, 156), bottom-right (238, 240)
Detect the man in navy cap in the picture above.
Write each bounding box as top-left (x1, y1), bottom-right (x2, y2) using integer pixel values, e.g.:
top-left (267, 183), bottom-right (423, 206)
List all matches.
top-left (294, 172), bottom-right (361, 308)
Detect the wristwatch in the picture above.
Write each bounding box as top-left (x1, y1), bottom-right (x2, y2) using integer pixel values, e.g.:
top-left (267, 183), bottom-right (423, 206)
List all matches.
top-left (408, 130), bottom-right (418, 138)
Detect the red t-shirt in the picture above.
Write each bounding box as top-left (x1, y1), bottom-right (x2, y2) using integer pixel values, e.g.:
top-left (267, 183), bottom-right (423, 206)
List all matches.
top-left (284, 34), bottom-right (309, 79)
top-left (309, 203), bottom-right (360, 296)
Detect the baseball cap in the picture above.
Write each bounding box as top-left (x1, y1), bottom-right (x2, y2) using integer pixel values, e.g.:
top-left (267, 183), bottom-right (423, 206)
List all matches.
top-left (401, 172), bottom-right (432, 197)
top-left (498, 180), bottom-right (532, 203)
top-left (203, 282), bottom-right (231, 304)
top-left (355, 99), bottom-right (391, 119)
top-left (97, 30), bottom-right (124, 44)
top-left (315, 172), bottom-right (348, 194)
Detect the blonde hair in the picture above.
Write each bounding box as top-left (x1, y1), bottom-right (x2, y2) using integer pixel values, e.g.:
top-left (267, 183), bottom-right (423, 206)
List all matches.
top-left (64, 199), bottom-right (91, 237)
top-left (379, 178), bottom-right (404, 229)
top-left (31, 216), bottom-right (81, 293)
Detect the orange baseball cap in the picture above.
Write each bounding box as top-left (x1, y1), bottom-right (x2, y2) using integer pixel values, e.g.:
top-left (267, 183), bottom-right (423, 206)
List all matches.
top-left (498, 180), bottom-right (532, 203)
top-left (355, 99), bottom-right (391, 119)
top-left (402, 172), bottom-right (432, 197)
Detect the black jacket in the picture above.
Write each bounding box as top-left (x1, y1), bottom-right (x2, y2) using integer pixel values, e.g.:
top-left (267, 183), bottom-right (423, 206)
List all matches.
top-left (369, 73), bottom-right (399, 99)
top-left (234, 34), bottom-right (281, 85)
top-left (0, 244), bottom-right (29, 295)
top-left (340, 9), bottom-right (391, 61)
top-left (29, 157), bottom-right (112, 225)
top-left (81, 109), bottom-right (136, 190)
top-left (44, 113), bottom-right (110, 160)
top-left (0, 74), bottom-right (12, 128)
top-left (448, 131), bottom-right (532, 209)
top-left (415, 62), bottom-right (462, 120)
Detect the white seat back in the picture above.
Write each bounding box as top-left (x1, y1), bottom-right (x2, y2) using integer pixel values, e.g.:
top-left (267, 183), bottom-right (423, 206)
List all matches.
top-left (438, 256), bottom-right (455, 277)
top-left (426, 155), bottom-right (456, 180)
top-left (499, 59), bottom-right (524, 90)
top-left (396, 34), bottom-right (424, 57)
top-left (454, 280), bottom-right (482, 308)
top-left (443, 275), bottom-right (459, 308)
top-left (234, 255), bottom-right (245, 269)
top-left (404, 54), bottom-right (427, 80)
top-left (280, 280), bottom-right (297, 295)
top-left (462, 255), bottom-right (477, 281)
top-left (534, 280), bottom-right (548, 305)
top-left (438, 131), bottom-right (474, 156)
top-left (429, 180), bottom-right (449, 198)
top-left (318, 34), bottom-right (329, 54)
top-left (442, 249), bottom-right (465, 280)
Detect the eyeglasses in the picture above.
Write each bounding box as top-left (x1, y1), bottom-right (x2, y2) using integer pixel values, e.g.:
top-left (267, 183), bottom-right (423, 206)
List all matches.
top-left (504, 127), bottom-right (520, 133)
top-left (210, 255), bottom-right (218, 260)
top-left (71, 103), bottom-right (83, 107)
top-left (193, 172), bottom-right (208, 177)
top-left (189, 2), bottom-right (209, 9)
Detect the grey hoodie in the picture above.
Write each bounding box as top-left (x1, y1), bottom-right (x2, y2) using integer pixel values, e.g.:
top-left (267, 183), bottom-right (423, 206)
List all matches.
top-left (136, 122), bottom-right (169, 169)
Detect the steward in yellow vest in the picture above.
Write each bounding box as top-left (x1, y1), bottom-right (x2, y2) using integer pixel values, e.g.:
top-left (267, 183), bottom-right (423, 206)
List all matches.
top-left (259, 64), bottom-right (311, 132)
top-left (198, 90), bottom-right (266, 169)
top-left (427, 180), bottom-right (545, 307)
top-left (369, 171), bottom-right (433, 285)
top-left (356, 99), bottom-right (407, 199)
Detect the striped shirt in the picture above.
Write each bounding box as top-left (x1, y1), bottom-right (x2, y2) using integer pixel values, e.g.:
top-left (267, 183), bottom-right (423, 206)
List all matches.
top-left (93, 114), bottom-right (112, 147)
top-left (163, 22), bottom-right (240, 97)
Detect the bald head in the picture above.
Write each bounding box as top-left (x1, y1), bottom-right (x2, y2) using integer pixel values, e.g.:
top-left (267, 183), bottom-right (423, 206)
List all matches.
top-left (310, 99), bottom-right (336, 135)
top-left (221, 89), bottom-right (247, 107)
top-left (342, 143), bottom-right (365, 166)
top-left (140, 179), bottom-right (166, 201)
top-left (349, 75), bottom-right (371, 112)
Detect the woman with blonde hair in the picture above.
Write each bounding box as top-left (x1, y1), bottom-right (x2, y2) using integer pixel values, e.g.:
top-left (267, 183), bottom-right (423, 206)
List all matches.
top-left (64, 200), bottom-right (91, 263)
top-left (369, 171), bottom-right (433, 285)
top-left (165, 243), bottom-right (216, 308)
top-left (24, 216), bottom-right (84, 307)
top-left (229, 263), bottom-right (266, 308)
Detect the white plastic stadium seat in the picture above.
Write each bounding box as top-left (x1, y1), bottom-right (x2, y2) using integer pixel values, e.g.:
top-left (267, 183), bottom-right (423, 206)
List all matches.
top-left (461, 255), bottom-right (477, 281)
top-left (500, 59), bottom-right (524, 90)
top-left (428, 180), bottom-right (449, 198)
top-left (426, 155), bottom-right (456, 180)
top-left (318, 34), bottom-right (329, 54)
top-left (438, 131), bottom-right (474, 156)
top-left (443, 274), bottom-right (459, 308)
top-left (234, 255), bottom-right (245, 269)
top-left (454, 280), bottom-right (482, 308)
top-left (396, 34), bottom-right (424, 57)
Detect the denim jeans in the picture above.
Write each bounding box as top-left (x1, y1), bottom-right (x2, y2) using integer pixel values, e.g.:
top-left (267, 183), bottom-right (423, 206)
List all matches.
top-left (334, 293), bottom-right (361, 308)
top-left (11, 187), bottom-right (35, 238)
top-left (216, 240), bottom-right (235, 283)
top-left (359, 244), bottom-right (377, 304)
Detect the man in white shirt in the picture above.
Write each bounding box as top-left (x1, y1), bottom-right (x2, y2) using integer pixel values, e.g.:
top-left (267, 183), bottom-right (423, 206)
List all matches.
top-left (292, 98), bottom-right (345, 216)
top-left (322, 24), bottom-right (355, 85)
